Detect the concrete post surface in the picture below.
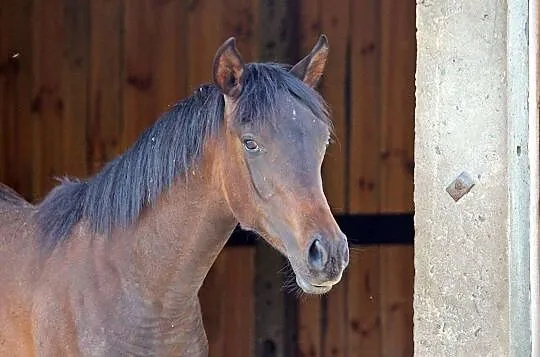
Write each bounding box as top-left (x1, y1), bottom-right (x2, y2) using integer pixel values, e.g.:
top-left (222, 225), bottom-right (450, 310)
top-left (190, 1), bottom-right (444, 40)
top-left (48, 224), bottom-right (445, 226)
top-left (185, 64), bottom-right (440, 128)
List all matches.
top-left (415, 1), bottom-right (531, 356)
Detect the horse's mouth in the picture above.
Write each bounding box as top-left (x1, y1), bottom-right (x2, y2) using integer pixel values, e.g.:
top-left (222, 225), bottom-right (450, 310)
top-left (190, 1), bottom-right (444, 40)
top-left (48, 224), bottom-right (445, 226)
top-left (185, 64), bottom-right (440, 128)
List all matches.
top-left (295, 275), bottom-right (334, 294)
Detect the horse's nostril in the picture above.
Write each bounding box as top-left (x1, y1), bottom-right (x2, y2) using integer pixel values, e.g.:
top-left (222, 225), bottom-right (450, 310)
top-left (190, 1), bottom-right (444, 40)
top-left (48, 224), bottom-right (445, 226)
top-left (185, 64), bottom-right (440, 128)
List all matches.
top-left (307, 239), bottom-right (328, 271)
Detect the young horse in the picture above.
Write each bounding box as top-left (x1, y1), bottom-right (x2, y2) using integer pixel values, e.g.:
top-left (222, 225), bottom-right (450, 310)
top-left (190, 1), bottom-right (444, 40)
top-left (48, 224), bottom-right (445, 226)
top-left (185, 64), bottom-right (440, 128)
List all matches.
top-left (0, 35), bottom-right (348, 356)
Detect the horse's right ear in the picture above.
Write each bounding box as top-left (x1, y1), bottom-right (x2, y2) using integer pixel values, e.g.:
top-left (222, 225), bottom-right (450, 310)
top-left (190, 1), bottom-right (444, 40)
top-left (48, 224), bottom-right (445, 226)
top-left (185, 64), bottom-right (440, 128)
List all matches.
top-left (212, 37), bottom-right (245, 99)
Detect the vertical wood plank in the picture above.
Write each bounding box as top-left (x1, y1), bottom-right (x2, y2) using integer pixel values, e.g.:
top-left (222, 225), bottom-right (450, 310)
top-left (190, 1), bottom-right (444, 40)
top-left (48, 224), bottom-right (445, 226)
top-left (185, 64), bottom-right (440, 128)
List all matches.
top-left (347, 0), bottom-right (382, 356)
top-left (31, 0), bottom-right (65, 197)
top-left (379, 0), bottom-right (415, 213)
top-left (222, 0), bottom-right (259, 62)
top-left (319, 1), bottom-right (350, 356)
top-left (152, 0), bottom-right (189, 112)
top-left (186, 0), bottom-right (224, 91)
top-left (297, 296), bottom-right (322, 357)
top-left (89, 0), bottom-right (124, 174)
top-left (122, 0), bottom-right (156, 150)
top-left (348, 0), bottom-right (380, 214)
top-left (347, 248), bottom-right (381, 356)
top-left (199, 247), bottom-right (255, 357)
top-left (62, 0), bottom-right (89, 179)
top-left (0, 0), bottom-right (34, 199)
top-left (32, 0), bottom-right (89, 196)
top-left (123, 0), bottom-right (190, 150)
top-left (379, 246), bottom-right (414, 357)
top-left (318, 0), bottom-right (349, 215)
top-left (379, 0), bottom-right (416, 356)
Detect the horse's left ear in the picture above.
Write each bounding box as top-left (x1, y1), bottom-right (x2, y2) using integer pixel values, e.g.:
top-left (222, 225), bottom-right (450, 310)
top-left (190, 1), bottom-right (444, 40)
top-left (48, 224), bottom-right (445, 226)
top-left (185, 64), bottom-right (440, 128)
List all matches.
top-left (290, 35), bottom-right (329, 88)
top-left (213, 37), bottom-right (245, 99)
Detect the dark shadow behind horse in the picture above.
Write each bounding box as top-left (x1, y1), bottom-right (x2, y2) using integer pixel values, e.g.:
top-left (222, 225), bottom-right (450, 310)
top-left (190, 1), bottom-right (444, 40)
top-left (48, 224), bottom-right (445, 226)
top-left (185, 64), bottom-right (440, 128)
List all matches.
top-left (0, 35), bottom-right (348, 356)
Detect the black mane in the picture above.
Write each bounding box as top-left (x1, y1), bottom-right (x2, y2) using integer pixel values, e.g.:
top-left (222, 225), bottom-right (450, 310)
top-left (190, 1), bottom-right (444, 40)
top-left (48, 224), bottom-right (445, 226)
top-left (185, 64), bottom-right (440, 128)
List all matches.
top-left (35, 63), bottom-right (330, 249)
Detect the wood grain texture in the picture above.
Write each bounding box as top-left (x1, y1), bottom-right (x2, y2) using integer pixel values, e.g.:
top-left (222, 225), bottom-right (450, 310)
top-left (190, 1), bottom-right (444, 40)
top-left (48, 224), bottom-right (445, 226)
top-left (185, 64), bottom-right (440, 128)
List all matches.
top-left (152, 0), bottom-right (189, 112)
top-left (346, 0), bottom-right (383, 355)
top-left (186, 0), bottom-right (224, 91)
top-left (379, 0), bottom-right (415, 356)
top-left (379, 0), bottom-right (415, 213)
top-left (318, 0), bottom-right (350, 215)
top-left (0, 0), bottom-right (34, 199)
top-left (31, 0), bottom-right (66, 197)
top-left (62, 0), bottom-right (89, 179)
top-left (30, 0), bottom-right (89, 195)
top-left (297, 296), bottom-right (322, 357)
top-left (199, 247), bottom-right (255, 357)
top-left (122, 0), bottom-right (157, 150)
top-left (222, 0), bottom-right (259, 61)
top-left (88, 0), bottom-right (124, 173)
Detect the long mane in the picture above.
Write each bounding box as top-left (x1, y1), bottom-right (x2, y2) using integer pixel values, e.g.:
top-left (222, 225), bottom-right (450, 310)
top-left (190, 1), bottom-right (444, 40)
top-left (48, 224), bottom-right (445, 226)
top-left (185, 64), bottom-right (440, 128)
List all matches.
top-left (35, 63), bottom-right (330, 250)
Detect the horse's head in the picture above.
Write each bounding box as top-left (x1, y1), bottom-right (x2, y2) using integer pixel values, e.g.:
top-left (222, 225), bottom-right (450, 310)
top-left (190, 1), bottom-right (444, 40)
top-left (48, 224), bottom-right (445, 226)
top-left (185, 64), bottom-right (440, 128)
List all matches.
top-left (213, 35), bottom-right (348, 294)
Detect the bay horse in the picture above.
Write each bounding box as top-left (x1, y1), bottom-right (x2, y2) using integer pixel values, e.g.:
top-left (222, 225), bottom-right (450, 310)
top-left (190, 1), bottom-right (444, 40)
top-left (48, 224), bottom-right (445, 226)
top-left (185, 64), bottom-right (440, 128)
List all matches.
top-left (0, 35), bottom-right (348, 356)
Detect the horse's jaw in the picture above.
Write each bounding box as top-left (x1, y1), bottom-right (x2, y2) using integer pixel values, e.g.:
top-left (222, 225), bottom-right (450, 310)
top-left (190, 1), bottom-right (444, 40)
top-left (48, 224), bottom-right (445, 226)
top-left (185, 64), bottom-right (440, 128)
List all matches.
top-left (295, 275), bottom-right (334, 294)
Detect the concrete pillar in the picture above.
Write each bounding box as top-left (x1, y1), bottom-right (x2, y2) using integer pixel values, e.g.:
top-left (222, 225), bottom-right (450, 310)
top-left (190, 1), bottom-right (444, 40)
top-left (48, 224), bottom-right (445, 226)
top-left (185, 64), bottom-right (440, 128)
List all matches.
top-left (414, 1), bottom-right (533, 356)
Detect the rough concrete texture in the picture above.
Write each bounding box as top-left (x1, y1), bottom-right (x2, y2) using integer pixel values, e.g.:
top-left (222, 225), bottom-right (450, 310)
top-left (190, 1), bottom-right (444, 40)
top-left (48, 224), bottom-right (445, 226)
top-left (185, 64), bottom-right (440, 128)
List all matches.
top-left (415, 1), bottom-right (514, 356)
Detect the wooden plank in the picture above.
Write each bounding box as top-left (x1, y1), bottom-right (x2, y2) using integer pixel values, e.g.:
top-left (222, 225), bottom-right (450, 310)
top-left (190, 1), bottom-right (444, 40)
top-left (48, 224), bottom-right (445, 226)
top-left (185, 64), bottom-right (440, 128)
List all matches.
top-left (297, 0), bottom-right (321, 57)
top-left (0, 0), bottom-right (34, 199)
top-left (318, 0), bottom-right (349, 215)
top-left (379, 0), bottom-right (415, 214)
top-left (222, 0), bottom-right (259, 61)
top-left (379, 246), bottom-right (414, 357)
top-left (254, 243), bottom-right (287, 357)
top-left (348, 0), bottom-right (380, 213)
top-left (297, 297), bottom-right (322, 357)
top-left (123, 0), bottom-right (190, 151)
top-left (379, 0), bottom-right (416, 356)
top-left (152, 0), bottom-right (189, 112)
top-left (0, 0), bottom-right (7, 185)
top-left (122, 0), bottom-right (157, 150)
top-left (346, 0), bottom-right (382, 356)
top-left (318, 1), bottom-right (350, 356)
top-left (199, 247), bottom-right (255, 357)
top-left (296, 1), bottom-right (323, 356)
top-left (186, 0), bottom-right (224, 91)
top-left (347, 248), bottom-right (381, 356)
top-left (61, 0), bottom-right (89, 179)
top-left (88, 0), bottom-right (124, 174)
top-left (258, 0), bottom-right (297, 63)
top-left (31, 0), bottom-right (66, 197)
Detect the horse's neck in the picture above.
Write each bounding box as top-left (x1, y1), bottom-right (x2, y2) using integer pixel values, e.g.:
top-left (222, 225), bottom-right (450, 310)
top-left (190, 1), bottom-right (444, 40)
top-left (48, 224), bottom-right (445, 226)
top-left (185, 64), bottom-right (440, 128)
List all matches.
top-left (108, 170), bottom-right (236, 306)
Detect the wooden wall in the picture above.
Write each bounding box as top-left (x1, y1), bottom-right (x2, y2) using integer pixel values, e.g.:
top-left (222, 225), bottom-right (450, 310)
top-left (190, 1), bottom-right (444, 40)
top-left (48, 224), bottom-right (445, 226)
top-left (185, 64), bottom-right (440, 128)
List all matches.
top-left (0, 0), bottom-right (415, 356)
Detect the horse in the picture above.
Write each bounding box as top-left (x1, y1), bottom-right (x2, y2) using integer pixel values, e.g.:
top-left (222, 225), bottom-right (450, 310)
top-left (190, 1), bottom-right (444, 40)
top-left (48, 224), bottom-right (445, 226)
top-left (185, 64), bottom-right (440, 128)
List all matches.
top-left (0, 35), bottom-right (349, 356)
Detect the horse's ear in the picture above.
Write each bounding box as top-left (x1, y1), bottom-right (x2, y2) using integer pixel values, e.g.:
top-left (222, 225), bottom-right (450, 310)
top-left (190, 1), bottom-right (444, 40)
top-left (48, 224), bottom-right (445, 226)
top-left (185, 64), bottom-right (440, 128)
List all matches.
top-left (290, 34), bottom-right (329, 88)
top-left (213, 37), bottom-right (245, 99)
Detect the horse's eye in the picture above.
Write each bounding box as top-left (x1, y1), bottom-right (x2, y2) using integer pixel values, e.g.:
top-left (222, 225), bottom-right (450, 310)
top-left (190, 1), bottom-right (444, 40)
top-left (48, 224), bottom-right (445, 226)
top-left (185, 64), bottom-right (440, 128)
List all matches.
top-left (243, 139), bottom-right (260, 152)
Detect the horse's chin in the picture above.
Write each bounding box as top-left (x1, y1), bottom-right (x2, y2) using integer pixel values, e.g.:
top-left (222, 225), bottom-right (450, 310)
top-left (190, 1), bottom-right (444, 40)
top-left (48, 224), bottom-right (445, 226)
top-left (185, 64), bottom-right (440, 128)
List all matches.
top-left (295, 274), bottom-right (334, 295)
